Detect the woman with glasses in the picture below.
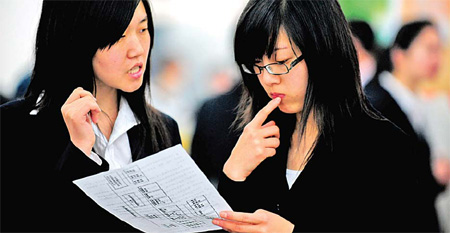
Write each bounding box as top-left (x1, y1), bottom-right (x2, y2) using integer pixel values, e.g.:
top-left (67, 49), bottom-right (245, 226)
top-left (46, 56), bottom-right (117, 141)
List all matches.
top-left (1, 0), bottom-right (181, 231)
top-left (212, 0), bottom-right (426, 232)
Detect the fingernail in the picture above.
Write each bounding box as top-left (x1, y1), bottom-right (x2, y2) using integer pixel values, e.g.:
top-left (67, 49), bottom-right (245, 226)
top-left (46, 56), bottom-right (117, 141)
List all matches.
top-left (220, 212), bottom-right (228, 218)
top-left (212, 219), bottom-right (219, 225)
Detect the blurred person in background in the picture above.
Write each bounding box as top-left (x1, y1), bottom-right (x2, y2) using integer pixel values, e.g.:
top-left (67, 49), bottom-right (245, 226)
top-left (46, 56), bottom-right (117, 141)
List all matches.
top-left (191, 82), bottom-right (242, 188)
top-left (349, 20), bottom-right (380, 88)
top-left (212, 0), bottom-right (429, 231)
top-left (150, 57), bottom-right (196, 149)
top-left (191, 62), bottom-right (241, 188)
top-left (365, 19), bottom-right (449, 232)
top-left (0, 0), bottom-right (181, 231)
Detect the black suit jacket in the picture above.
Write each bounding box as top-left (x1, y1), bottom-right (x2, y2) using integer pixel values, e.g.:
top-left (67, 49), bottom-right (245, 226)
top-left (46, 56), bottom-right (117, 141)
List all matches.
top-left (1, 98), bottom-right (181, 232)
top-left (191, 84), bottom-right (242, 186)
top-left (364, 77), bottom-right (443, 231)
top-left (219, 113), bottom-right (432, 232)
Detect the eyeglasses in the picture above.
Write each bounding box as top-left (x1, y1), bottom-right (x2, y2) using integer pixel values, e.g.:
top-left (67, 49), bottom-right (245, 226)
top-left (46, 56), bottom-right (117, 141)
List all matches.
top-left (241, 54), bottom-right (304, 75)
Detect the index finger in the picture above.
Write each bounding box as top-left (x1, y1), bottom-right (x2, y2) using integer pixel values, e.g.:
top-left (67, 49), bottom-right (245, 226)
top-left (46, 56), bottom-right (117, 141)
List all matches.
top-left (219, 211), bottom-right (263, 224)
top-left (64, 87), bottom-right (96, 105)
top-left (252, 97), bottom-right (281, 126)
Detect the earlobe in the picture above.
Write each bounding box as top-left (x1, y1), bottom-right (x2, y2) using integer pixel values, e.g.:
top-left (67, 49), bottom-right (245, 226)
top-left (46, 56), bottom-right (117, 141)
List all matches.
top-left (390, 48), bottom-right (404, 66)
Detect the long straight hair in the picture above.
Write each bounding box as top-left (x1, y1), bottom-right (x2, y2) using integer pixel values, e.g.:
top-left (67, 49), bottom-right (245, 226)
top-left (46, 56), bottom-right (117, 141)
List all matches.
top-left (234, 0), bottom-right (379, 150)
top-left (26, 0), bottom-right (171, 156)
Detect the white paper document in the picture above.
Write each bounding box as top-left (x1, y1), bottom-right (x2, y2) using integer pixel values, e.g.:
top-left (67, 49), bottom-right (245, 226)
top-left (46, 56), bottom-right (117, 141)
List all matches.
top-left (73, 144), bottom-right (232, 233)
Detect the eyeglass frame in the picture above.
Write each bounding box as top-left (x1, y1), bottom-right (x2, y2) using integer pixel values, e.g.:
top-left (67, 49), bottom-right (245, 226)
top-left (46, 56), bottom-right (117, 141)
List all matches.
top-left (241, 54), bottom-right (304, 75)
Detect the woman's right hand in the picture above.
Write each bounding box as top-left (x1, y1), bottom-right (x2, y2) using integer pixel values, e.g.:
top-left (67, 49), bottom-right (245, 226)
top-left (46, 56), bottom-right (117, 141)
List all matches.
top-left (61, 87), bottom-right (101, 156)
top-left (223, 97), bottom-right (281, 181)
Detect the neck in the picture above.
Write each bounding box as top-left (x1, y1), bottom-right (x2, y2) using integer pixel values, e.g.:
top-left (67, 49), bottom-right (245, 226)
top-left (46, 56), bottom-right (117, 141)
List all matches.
top-left (94, 81), bottom-right (119, 140)
top-left (392, 70), bottom-right (418, 93)
top-left (287, 112), bottom-right (318, 170)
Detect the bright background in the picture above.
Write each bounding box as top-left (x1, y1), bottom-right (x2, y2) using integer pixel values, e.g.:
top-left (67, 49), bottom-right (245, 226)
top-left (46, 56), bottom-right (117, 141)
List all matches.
top-left (0, 0), bottom-right (449, 149)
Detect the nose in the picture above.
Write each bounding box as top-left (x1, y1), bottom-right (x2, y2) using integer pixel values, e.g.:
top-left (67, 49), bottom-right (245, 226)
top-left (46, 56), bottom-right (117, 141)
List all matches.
top-left (259, 68), bottom-right (281, 86)
top-left (127, 35), bottom-right (145, 59)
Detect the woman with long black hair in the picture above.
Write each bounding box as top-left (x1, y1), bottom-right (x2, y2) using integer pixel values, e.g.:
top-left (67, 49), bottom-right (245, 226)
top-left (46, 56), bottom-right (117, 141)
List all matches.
top-left (1, 1), bottom-right (180, 231)
top-left (213, 0), bottom-right (428, 232)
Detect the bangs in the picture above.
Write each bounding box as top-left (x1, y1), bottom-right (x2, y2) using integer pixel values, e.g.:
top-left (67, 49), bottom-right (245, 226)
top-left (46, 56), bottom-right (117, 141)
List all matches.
top-left (234, 0), bottom-right (283, 64)
top-left (90, 0), bottom-right (141, 50)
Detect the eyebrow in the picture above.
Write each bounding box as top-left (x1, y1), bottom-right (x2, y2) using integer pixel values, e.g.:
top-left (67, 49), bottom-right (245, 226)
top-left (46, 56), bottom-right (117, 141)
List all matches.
top-left (274, 47), bottom-right (288, 51)
top-left (139, 16), bottom-right (148, 24)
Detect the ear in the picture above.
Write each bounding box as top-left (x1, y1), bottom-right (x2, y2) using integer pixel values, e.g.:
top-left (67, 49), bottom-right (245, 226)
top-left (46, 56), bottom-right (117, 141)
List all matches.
top-left (390, 47), bottom-right (405, 68)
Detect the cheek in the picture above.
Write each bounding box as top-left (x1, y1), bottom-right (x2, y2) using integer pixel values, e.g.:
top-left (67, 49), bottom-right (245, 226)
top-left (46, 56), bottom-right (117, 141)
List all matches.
top-left (257, 76), bottom-right (270, 92)
top-left (93, 52), bottom-right (122, 76)
top-left (291, 69), bottom-right (308, 98)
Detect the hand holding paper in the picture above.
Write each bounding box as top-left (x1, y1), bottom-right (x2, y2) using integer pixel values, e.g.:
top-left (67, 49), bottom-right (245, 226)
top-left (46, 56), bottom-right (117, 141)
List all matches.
top-left (74, 144), bottom-right (232, 233)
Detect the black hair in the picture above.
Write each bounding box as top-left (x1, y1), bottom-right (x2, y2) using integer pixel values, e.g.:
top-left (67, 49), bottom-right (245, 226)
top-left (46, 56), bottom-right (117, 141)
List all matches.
top-left (380, 20), bottom-right (434, 73)
top-left (26, 0), bottom-right (171, 156)
top-left (349, 20), bottom-right (375, 52)
top-left (393, 20), bottom-right (434, 50)
top-left (234, 0), bottom-right (378, 150)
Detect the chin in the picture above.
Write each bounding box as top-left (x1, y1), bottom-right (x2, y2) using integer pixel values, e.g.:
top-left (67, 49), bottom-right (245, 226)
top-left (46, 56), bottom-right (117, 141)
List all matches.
top-left (122, 82), bottom-right (143, 93)
top-left (278, 105), bottom-right (301, 114)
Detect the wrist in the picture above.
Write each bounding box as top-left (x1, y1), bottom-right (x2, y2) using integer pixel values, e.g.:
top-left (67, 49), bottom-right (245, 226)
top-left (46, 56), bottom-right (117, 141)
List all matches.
top-left (223, 160), bottom-right (248, 182)
top-left (71, 139), bottom-right (93, 156)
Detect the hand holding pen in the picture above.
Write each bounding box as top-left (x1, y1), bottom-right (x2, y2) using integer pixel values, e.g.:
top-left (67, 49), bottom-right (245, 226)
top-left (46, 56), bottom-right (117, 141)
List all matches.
top-left (61, 87), bottom-right (101, 155)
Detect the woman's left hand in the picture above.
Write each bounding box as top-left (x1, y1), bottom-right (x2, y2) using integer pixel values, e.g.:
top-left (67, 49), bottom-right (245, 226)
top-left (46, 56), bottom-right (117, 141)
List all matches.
top-left (212, 209), bottom-right (294, 233)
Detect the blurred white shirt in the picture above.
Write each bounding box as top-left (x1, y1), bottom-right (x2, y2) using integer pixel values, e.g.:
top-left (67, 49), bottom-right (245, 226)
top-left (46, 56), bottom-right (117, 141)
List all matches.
top-left (379, 71), bottom-right (450, 160)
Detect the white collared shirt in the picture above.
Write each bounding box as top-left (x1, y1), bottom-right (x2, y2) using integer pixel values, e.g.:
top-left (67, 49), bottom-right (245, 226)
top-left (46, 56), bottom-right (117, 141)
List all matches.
top-left (379, 71), bottom-right (426, 134)
top-left (379, 71), bottom-right (450, 160)
top-left (88, 97), bottom-right (139, 170)
top-left (286, 169), bottom-right (302, 190)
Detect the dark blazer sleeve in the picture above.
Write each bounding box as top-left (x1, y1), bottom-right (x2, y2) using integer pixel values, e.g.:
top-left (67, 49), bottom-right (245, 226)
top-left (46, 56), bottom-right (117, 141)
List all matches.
top-left (56, 141), bottom-right (109, 181)
top-left (218, 171), bottom-right (254, 212)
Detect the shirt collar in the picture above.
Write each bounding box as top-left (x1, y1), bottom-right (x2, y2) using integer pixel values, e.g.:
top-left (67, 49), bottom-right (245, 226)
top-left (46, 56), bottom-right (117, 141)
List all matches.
top-left (92, 96), bottom-right (140, 145)
top-left (379, 71), bottom-right (420, 117)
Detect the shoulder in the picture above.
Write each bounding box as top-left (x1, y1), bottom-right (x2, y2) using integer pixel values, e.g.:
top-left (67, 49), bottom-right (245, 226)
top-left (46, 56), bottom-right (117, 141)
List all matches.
top-left (1, 98), bottom-right (30, 112)
top-left (364, 79), bottom-right (393, 108)
top-left (335, 113), bottom-right (412, 156)
top-left (154, 109), bottom-right (182, 145)
top-left (0, 98), bottom-right (35, 124)
top-left (198, 84), bottom-right (242, 115)
top-left (356, 114), bottom-right (410, 143)
top-left (157, 110), bottom-right (178, 129)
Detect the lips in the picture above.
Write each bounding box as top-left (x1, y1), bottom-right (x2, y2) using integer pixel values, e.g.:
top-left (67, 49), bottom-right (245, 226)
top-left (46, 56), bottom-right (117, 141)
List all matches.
top-left (128, 66), bottom-right (140, 74)
top-left (128, 62), bottom-right (143, 74)
top-left (128, 62), bottom-right (144, 79)
top-left (271, 93), bottom-right (285, 99)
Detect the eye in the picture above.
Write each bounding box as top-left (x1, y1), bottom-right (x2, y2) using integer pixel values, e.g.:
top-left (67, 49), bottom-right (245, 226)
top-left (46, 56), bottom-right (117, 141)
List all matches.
top-left (276, 59), bottom-right (288, 64)
top-left (140, 28), bottom-right (148, 33)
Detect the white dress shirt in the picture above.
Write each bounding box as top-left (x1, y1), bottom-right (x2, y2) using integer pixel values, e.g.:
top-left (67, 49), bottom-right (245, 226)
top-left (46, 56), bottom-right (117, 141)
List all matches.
top-left (379, 71), bottom-right (427, 134)
top-left (88, 97), bottom-right (139, 170)
top-left (379, 71), bottom-right (450, 160)
top-left (286, 169), bottom-right (302, 190)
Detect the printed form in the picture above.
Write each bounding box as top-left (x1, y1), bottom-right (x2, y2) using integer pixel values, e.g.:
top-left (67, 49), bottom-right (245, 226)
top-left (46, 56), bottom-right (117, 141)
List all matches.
top-left (73, 144), bottom-right (231, 233)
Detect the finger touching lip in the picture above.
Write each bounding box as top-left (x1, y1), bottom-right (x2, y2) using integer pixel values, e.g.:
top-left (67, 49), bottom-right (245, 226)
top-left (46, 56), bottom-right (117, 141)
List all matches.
top-left (270, 92), bottom-right (285, 99)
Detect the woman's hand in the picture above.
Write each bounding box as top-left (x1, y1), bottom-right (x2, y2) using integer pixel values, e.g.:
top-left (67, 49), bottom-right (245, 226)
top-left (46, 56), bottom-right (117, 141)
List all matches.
top-left (61, 87), bottom-right (101, 155)
top-left (213, 209), bottom-right (294, 233)
top-left (223, 97), bottom-right (281, 181)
